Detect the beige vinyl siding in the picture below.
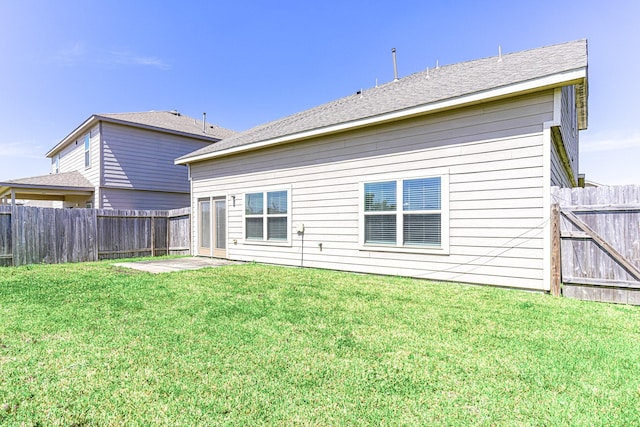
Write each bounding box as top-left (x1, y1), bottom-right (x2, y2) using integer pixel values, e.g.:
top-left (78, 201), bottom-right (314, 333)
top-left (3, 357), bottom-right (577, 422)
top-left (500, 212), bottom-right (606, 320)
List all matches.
top-left (57, 124), bottom-right (101, 187)
top-left (101, 188), bottom-right (190, 210)
top-left (101, 123), bottom-right (211, 193)
top-left (191, 91), bottom-right (554, 290)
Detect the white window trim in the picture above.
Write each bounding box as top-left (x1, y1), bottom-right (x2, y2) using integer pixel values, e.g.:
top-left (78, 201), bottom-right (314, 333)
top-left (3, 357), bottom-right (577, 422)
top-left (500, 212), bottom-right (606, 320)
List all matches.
top-left (359, 169), bottom-right (450, 255)
top-left (53, 154), bottom-right (59, 174)
top-left (242, 185), bottom-right (292, 247)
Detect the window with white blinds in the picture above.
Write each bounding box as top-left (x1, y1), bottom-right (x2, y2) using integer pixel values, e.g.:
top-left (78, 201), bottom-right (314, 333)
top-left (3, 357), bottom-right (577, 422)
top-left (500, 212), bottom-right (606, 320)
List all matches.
top-left (363, 176), bottom-right (444, 248)
top-left (364, 181), bottom-right (397, 244)
top-left (245, 189), bottom-right (289, 242)
top-left (403, 177), bottom-right (441, 246)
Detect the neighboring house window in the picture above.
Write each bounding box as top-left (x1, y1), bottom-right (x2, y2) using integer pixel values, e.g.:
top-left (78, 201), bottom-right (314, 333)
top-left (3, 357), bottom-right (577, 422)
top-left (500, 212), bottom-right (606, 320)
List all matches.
top-left (361, 172), bottom-right (449, 253)
top-left (52, 155), bottom-right (59, 174)
top-left (244, 189), bottom-right (289, 243)
top-left (84, 134), bottom-right (91, 168)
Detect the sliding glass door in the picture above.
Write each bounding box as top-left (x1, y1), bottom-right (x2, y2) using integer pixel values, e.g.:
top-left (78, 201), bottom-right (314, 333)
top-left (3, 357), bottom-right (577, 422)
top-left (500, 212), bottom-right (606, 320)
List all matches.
top-left (197, 197), bottom-right (226, 258)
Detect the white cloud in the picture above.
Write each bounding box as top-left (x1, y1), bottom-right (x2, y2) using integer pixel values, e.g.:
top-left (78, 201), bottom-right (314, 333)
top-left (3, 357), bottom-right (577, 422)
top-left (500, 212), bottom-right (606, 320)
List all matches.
top-left (51, 41), bottom-right (88, 66)
top-left (580, 130), bottom-right (640, 185)
top-left (0, 141), bottom-right (46, 159)
top-left (49, 42), bottom-right (170, 70)
top-left (108, 50), bottom-right (170, 70)
top-left (581, 131), bottom-right (640, 153)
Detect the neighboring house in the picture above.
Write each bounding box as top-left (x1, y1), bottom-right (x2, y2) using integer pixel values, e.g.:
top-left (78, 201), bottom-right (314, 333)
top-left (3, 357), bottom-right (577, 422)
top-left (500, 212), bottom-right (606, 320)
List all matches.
top-left (177, 40), bottom-right (588, 292)
top-left (0, 111), bottom-right (235, 210)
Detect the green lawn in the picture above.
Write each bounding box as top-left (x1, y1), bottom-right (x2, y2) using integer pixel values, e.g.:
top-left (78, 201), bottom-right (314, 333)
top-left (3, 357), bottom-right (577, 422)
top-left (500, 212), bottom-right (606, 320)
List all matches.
top-left (1, 260), bottom-right (639, 426)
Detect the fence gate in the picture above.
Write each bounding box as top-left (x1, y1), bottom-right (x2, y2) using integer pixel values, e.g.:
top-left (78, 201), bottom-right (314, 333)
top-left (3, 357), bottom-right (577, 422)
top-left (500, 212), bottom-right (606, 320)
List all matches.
top-left (553, 186), bottom-right (640, 304)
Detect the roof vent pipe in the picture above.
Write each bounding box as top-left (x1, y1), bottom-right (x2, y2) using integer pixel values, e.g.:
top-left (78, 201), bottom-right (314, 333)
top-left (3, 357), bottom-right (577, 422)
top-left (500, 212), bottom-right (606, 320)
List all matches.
top-left (202, 112), bottom-right (206, 133)
top-left (392, 48), bottom-right (399, 81)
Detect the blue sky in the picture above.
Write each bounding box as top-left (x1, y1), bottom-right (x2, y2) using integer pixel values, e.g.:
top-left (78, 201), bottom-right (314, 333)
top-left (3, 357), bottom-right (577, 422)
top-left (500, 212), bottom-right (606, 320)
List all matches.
top-left (1, 0), bottom-right (639, 184)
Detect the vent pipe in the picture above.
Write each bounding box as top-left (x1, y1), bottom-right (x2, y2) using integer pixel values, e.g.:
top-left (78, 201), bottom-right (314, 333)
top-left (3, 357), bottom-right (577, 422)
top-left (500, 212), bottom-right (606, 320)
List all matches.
top-left (202, 112), bottom-right (206, 133)
top-left (392, 48), bottom-right (399, 81)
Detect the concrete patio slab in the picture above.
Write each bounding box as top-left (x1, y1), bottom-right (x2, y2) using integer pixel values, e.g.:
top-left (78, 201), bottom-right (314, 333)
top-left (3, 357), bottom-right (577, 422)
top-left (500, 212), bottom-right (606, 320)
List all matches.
top-left (112, 257), bottom-right (239, 273)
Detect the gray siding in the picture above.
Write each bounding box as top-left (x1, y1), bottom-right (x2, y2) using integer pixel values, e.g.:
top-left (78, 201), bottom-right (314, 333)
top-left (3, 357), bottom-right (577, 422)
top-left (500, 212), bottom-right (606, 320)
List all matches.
top-left (549, 86), bottom-right (579, 188)
top-left (560, 85), bottom-right (579, 180)
top-left (101, 188), bottom-right (190, 210)
top-left (191, 92), bottom-right (555, 290)
top-left (550, 133), bottom-right (572, 187)
top-left (101, 123), bottom-right (211, 193)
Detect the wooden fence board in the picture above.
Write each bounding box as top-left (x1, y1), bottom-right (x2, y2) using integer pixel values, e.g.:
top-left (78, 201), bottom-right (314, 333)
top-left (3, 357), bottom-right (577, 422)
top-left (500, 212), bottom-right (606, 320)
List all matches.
top-left (0, 205), bottom-right (191, 266)
top-left (561, 209), bottom-right (640, 281)
top-left (552, 185), bottom-right (640, 304)
top-left (168, 207), bottom-right (191, 255)
top-left (0, 207), bottom-right (11, 266)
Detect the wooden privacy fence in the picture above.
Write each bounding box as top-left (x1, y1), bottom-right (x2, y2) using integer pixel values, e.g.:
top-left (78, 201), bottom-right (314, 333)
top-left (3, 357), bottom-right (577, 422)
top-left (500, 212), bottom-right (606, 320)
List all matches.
top-left (0, 205), bottom-right (190, 267)
top-left (552, 185), bottom-right (640, 304)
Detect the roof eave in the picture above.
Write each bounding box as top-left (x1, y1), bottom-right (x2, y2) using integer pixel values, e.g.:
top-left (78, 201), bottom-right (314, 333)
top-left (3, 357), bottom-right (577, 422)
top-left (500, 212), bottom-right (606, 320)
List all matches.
top-left (46, 115), bottom-right (98, 158)
top-left (177, 67), bottom-right (588, 165)
top-left (0, 183), bottom-right (94, 199)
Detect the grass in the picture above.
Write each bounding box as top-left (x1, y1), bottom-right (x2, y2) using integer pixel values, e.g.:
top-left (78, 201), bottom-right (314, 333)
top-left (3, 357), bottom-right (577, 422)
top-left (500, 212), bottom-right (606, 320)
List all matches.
top-left (1, 259), bottom-right (639, 426)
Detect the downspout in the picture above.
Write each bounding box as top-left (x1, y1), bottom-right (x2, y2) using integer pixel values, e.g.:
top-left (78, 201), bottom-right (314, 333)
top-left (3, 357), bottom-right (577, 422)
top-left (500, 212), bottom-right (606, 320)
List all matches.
top-left (189, 163), bottom-right (194, 256)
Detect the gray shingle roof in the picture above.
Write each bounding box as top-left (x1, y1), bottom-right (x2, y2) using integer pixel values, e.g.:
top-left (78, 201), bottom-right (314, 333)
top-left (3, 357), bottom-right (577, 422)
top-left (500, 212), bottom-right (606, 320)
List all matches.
top-left (178, 39), bottom-right (587, 163)
top-left (1, 171), bottom-right (93, 189)
top-left (97, 111), bottom-right (238, 140)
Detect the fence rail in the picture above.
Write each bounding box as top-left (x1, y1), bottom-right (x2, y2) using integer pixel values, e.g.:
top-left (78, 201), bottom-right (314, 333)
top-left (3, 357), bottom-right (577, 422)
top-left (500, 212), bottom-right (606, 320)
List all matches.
top-left (0, 205), bottom-right (191, 267)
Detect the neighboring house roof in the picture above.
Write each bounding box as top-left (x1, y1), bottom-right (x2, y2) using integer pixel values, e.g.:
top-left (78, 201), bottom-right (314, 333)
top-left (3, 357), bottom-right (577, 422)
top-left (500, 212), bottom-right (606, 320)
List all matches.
top-left (177, 39), bottom-right (588, 165)
top-left (0, 171), bottom-right (94, 201)
top-left (1, 171), bottom-right (93, 188)
top-left (47, 110), bottom-right (237, 158)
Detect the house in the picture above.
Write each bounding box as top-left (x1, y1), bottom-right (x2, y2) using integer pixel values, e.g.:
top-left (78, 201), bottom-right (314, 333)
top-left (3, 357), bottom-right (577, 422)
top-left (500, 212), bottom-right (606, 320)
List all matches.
top-left (177, 40), bottom-right (588, 292)
top-left (0, 111), bottom-right (235, 210)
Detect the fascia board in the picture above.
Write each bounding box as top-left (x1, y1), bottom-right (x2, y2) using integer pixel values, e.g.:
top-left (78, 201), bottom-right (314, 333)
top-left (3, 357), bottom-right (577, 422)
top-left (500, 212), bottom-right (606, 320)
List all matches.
top-left (0, 183), bottom-right (94, 193)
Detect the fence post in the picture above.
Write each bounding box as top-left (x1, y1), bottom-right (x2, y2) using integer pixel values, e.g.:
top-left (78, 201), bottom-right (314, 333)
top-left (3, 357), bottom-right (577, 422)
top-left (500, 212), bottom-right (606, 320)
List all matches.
top-left (166, 215), bottom-right (170, 256)
top-left (151, 215), bottom-right (155, 257)
top-left (11, 204), bottom-right (17, 266)
top-left (550, 203), bottom-right (561, 297)
top-left (10, 205), bottom-right (15, 266)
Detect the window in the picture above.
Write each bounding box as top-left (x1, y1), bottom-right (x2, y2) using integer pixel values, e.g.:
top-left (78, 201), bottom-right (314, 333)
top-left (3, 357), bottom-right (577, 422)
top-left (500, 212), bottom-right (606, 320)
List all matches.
top-left (244, 189), bottom-right (289, 243)
top-left (84, 134), bottom-right (91, 168)
top-left (364, 181), bottom-right (397, 244)
top-left (361, 172), bottom-right (448, 252)
top-left (52, 155), bottom-right (59, 174)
